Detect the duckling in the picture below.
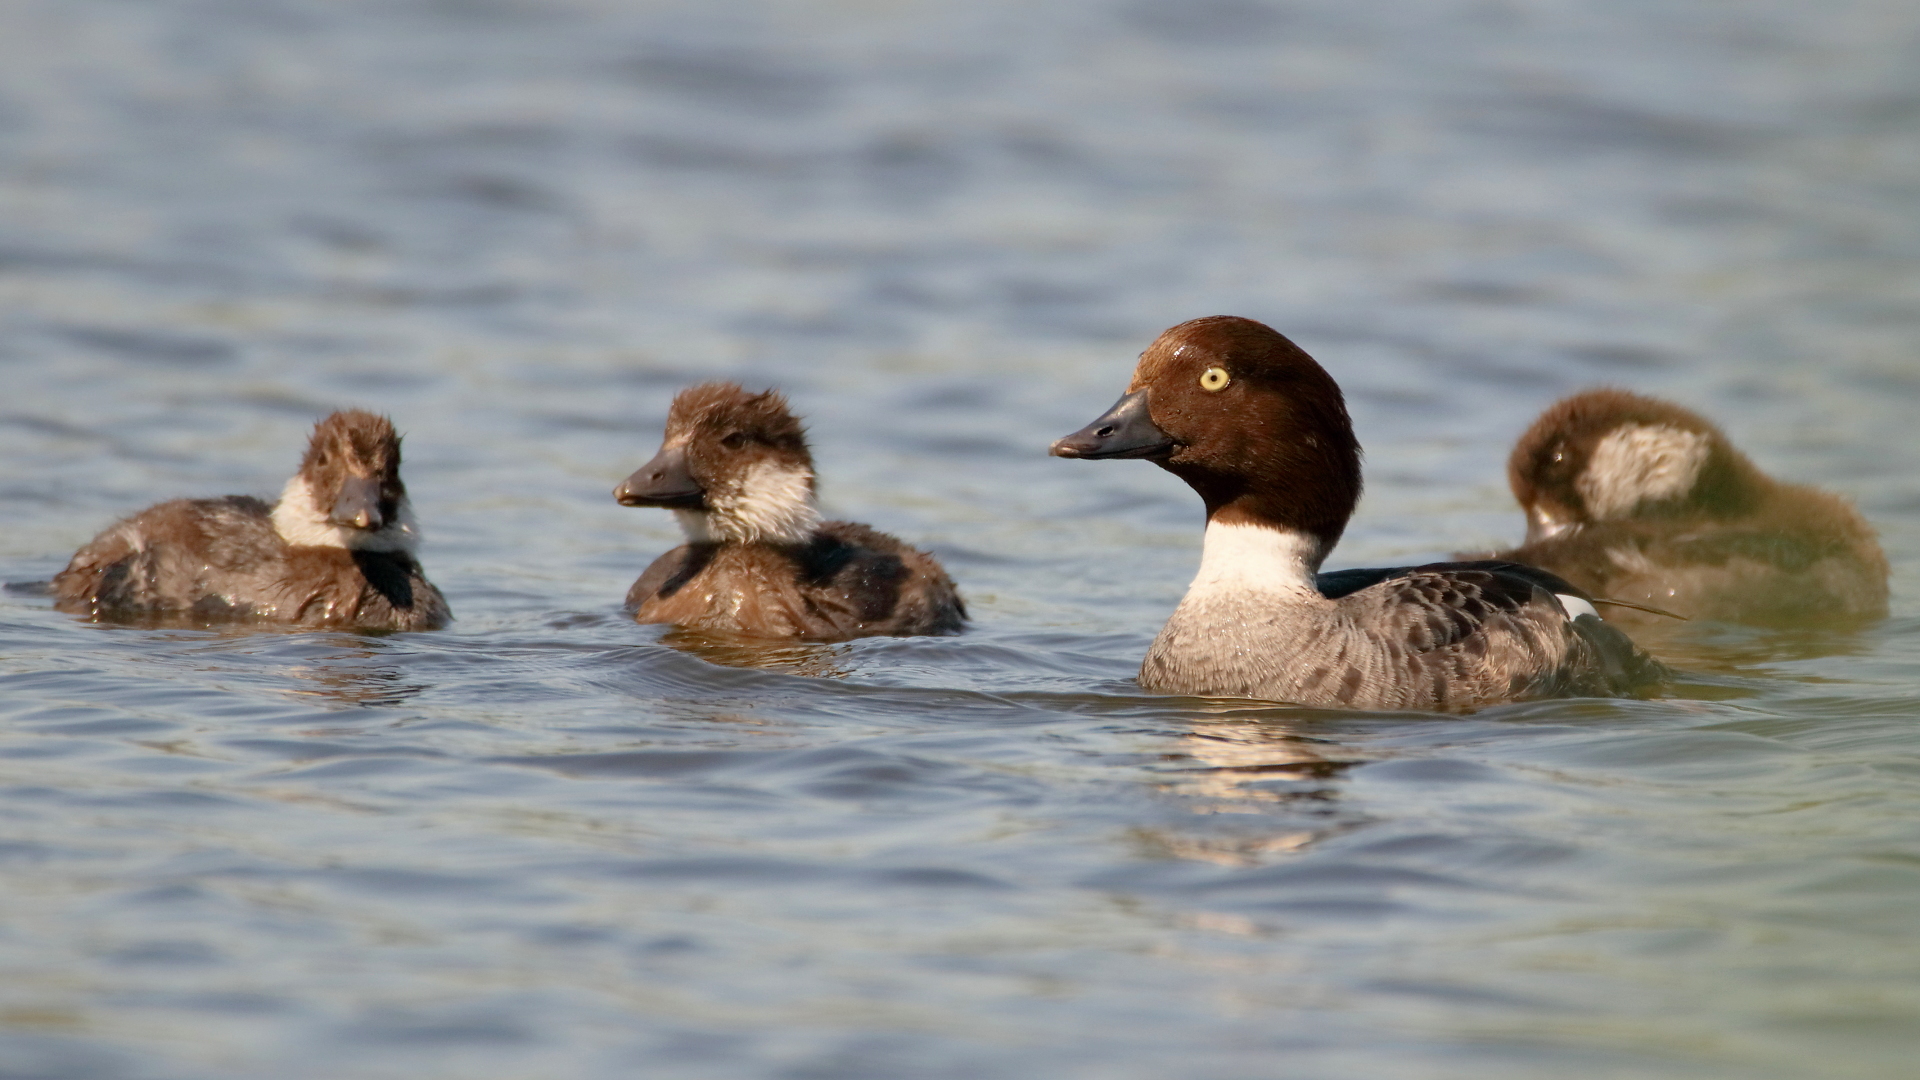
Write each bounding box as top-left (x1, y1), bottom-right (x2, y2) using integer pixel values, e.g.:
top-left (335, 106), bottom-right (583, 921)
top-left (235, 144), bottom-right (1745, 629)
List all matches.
top-left (615, 382), bottom-right (965, 641)
top-left (1481, 388), bottom-right (1888, 627)
top-left (52, 410), bottom-right (448, 630)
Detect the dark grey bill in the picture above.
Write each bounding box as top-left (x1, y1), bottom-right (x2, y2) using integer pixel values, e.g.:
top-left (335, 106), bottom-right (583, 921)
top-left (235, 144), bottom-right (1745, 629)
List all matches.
top-left (615, 444), bottom-right (706, 509)
top-left (1050, 389), bottom-right (1176, 460)
top-left (329, 475), bottom-right (384, 530)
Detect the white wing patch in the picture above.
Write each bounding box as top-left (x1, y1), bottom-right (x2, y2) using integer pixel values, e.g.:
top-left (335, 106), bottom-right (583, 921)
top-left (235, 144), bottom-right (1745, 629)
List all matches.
top-left (1576, 423), bottom-right (1711, 520)
top-left (1555, 593), bottom-right (1600, 621)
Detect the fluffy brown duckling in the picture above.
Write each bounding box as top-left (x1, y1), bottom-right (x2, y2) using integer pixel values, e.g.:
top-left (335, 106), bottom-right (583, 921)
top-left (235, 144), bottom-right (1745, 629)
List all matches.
top-left (614, 382), bottom-right (966, 641)
top-left (1479, 389), bottom-right (1888, 627)
top-left (52, 410), bottom-right (449, 630)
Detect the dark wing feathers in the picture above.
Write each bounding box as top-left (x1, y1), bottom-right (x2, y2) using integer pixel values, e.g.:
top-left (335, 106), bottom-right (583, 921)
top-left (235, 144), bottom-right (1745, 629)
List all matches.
top-left (1336, 561), bottom-right (1662, 707)
top-left (626, 521), bottom-right (964, 640)
top-left (1319, 559), bottom-right (1592, 604)
top-left (1315, 565), bottom-right (1413, 600)
top-left (1366, 566), bottom-right (1544, 653)
top-left (626, 543), bottom-right (716, 609)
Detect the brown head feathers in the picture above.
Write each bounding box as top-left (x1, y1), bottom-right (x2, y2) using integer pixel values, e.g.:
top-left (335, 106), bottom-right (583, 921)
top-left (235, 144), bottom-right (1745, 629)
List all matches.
top-left (621, 382), bottom-right (822, 545)
top-left (273, 410), bottom-right (417, 552)
top-left (300, 410), bottom-right (406, 512)
top-left (1131, 316), bottom-right (1363, 554)
top-left (667, 383), bottom-right (813, 472)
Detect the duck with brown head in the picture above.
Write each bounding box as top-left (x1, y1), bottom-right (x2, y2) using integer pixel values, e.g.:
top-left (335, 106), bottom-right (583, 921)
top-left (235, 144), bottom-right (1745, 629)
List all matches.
top-left (1478, 389), bottom-right (1888, 628)
top-left (1053, 316), bottom-right (1665, 712)
top-left (614, 382), bottom-right (966, 641)
top-left (52, 410), bottom-right (449, 631)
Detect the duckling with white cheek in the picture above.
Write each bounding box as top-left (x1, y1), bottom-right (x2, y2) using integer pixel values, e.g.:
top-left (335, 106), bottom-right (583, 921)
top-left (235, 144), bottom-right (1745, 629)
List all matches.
top-left (1477, 389), bottom-right (1888, 628)
top-left (1052, 316), bottom-right (1665, 712)
top-left (615, 382), bottom-right (966, 641)
top-left (53, 410), bottom-right (449, 630)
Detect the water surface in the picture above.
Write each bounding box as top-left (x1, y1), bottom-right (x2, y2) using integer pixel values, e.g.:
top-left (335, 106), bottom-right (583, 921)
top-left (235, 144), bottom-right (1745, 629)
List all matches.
top-left (3, 1), bottom-right (1920, 1077)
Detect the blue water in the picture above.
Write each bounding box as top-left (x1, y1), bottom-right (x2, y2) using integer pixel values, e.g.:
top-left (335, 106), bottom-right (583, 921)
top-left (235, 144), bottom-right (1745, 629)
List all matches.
top-left (3, 1), bottom-right (1919, 1077)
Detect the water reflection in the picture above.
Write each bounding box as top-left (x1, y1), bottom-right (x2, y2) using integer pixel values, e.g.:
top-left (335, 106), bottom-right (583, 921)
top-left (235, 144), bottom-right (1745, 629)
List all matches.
top-left (167, 625), bottom-right (430, 708)
top-left (656, 626), bottom-right (854, 678)
top-left (281, 647), bottom-right (427, 708)
top-left (1137, 715), bottom-right (1366, 866)
top-left (1632, 618), bottom-right (1878, 674)
top-left (1160, 719), bottom-right (1354, 806)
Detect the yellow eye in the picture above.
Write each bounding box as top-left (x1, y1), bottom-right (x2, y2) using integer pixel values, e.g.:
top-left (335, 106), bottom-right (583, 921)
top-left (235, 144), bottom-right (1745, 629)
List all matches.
top-left (1199, 367), bottom-right (1230, 392)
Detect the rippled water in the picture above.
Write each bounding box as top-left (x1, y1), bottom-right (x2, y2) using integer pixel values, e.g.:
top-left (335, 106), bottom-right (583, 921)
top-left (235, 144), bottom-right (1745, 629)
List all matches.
top-left (4, 1), bottom-right (1920, 1077)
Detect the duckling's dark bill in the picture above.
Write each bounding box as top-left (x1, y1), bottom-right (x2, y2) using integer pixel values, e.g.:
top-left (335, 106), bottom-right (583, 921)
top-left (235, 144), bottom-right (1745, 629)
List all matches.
top-left (1050, 390), bottom-right (1176, 460)
top-left (614, 446), bottom-right (705, 509)
top-left (329, 475), bottom-right (384, 530)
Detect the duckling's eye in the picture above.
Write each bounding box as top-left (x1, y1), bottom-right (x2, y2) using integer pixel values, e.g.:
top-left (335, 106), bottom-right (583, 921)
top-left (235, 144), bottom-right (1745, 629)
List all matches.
top-left (1198, 367), bottom-right (1231, 392)
top-left (720, 432), bottom-right (749, 450)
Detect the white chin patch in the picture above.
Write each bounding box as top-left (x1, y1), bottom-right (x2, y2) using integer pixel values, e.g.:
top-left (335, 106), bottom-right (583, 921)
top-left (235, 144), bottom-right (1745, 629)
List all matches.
top-left (1577, 423), bottom-right (1711, 520)
top-left (270, 475), bottom-right (419, 553)
top-left (705, 463), bottom-right (821, 544)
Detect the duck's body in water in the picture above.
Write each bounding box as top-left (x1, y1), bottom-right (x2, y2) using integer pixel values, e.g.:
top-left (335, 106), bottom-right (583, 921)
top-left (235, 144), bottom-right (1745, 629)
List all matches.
top-left (1477, 389), bottom-right (1888, 629)
top-left (52, 410), bottom-right (448, 631)
top-left (616, 382), bottom-right (965, 641)
top-left (1052, 317), bottom-right (1665, 712)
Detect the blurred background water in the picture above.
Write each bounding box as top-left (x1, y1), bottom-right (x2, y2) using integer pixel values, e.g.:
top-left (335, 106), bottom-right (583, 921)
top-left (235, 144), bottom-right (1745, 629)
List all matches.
top-left (2, 0), bottom-right (1919, 1077)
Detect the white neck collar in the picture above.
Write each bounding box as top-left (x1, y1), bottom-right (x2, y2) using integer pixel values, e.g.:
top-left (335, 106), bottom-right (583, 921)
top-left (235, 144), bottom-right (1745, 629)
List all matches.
top-left (1187, 519), bottom-right (1326, 600)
